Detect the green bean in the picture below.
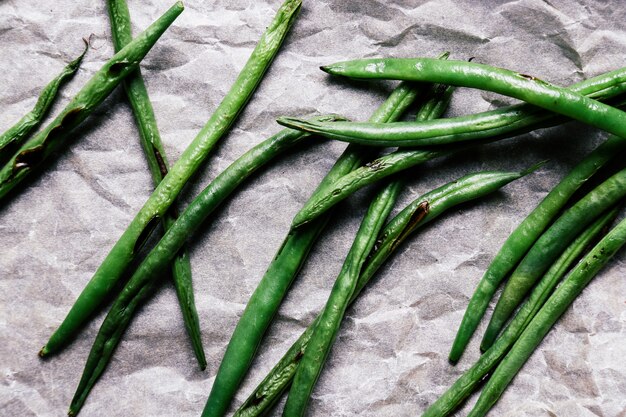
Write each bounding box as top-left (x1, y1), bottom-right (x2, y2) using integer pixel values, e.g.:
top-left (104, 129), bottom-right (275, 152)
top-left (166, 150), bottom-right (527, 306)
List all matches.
top-left (276, 64), bottom-right (626, 148)
top-left (105, 0), bottom-right (205, 370)
top-left (202, 81), bottom-right (424, 417)
top-left (481, 167), bottom-right (626, 351)
top-left (319, 58), bottom-right (626, 141)
top-left (281, 80), bottom-right (453, 417)
top-left (67, 115), bottom-right (344, 416)
top-left (234, 167), bottom-right (531, 417)
top-left (0, 41), bottom-right (87, 155)
top-left (283, 182), bottom-right (402, 417)
top-left (421, 207), bottom-right (618, 417)
top-left (40, 0), bottom-right (300, 357)
top-left (449, 134), bottom-right (626, 363)
top-left (0, 2), bottom-right (183, 203)
top-left (467, 213), bottom-right (626, 417)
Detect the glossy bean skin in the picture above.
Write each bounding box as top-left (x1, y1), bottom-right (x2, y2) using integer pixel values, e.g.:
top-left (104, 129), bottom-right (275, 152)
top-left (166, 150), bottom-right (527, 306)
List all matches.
top-left (0, 2), bottom-right (184, 203)
top-left (320, 58), bottom-right (626, 139)
top-left (234, 169), bottom-right (529, 417)
top-left (449, 134), bottom-right (626, 363)
top-left (421, 207), bottom-right (618, 417)
top-left (481, 167), bottom-right (626, 351)
top-left (0, 42), bottom-right (87, 155)
top-left (282, 81), bottom-right (452, 417)
top-left (201, 82), bottom-right (424, 417)
top-left (276, 65), bottom-right (626, 148)
top-left (467, 213), bottom-right (626, 417)
top-left (41, 0), bottom-right (301, 357)
top-left (106, 0), bottom-right (205, 370)
top-left (67, 115), bottom-right (343, 416)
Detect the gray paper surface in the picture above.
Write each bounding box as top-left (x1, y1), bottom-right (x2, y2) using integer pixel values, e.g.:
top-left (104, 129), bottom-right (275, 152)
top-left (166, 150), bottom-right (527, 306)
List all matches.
top-left (1, 0), bottom-right (625, 416)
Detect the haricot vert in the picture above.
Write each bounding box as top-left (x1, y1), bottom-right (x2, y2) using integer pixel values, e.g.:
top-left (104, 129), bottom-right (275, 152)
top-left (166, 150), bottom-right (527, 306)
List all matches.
top-left (67, 114), bottom-right (345, 416)
top-left (449, 134), bottom-right (626, 363)
top-left (105, 0), bottom-right (205, 370)
top-left (0, 1), bottom-right (184, 203)
top-left (421, 207), bottom-right (619, 417)
top-left (0, 41), bottom-right (87, 154)
top-left (467, 212), bottom-right (626, 417)
top-left (282, 79), bottom-right (454, 417)
top-left (40, 0), bottom-right (302, 357)
top-left (234, 166), bottom-right (533, 417)
top-left (202, 80), bottom-right (425, 417)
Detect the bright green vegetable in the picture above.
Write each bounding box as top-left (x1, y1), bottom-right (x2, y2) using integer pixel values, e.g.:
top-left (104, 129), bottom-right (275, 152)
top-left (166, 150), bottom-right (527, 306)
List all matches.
top-left (67, 114), bottom-right (344, 416)
top-left (234, 168), bottom-right (532, 417)
top-left (0, 42), bottom-right (87, 155)
top-left (282, 80), bottom-right (453, 417)
top-left (467, 213), bottom-right (626, 417)
top-left (421, 207), bottom-right (618, 417)
top-left (106, 0), bottom-right (205, 370)
top-left (276, 65), bottom-right (626, 149)
top-left (449, 134), bottom-right (626, 363)
top-left (0, 2), bottom-right (183, 203)
top-left (41, 0), bottom-right (301, 357)
top-left (319, 58), bottom-right (626, 140)
top-left (202, 81), bottom-right (424, 417)
top-left (481, 167), bottom-right (626, 351)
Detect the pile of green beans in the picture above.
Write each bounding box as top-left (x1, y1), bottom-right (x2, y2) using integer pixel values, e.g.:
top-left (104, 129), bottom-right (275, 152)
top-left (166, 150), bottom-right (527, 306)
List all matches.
top-left (421, 207), bottom-right (619, 417)
top-left (202, 81), bottom-right (423, 417)
top-left (105, 0), bottom-right (205, 370)
top-left (0, 41), bottom-right (87, 155)
top-left (235, 167), bottom-right (531, 417)
top-left (41, 0), bottom-right (302, 357)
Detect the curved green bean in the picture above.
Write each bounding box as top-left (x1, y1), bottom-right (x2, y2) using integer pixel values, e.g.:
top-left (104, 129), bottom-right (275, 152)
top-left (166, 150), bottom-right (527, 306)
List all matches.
top-left (106, 0), bottom-right (205, 370)
top-left (0, 2), bottom-right (183, 203)
top-left (319, 58), bottom-right (626, 140)
top-left (422, 207), bottom-right (618, 417)
top-left (467, 213), bottom-right (626, 417)
top-left (0, 41), bottom-right (87, 155)
top-left (481, 167), bottom-right (626, 351)
top-left (41, 0), bottom-right (300, 357)
top-left (67, 115), bottom-right (344, 416)
top-left (234, 168), bottom-right (531, 417)
top-left (449, 134), bottom-right (626, 363)
top-left (202, 81), bottom-right (424, 417)
top-left (282, 80), bottom-right (453, 417)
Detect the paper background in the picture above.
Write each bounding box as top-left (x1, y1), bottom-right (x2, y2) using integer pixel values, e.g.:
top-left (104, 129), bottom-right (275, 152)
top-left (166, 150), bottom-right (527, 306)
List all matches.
top-left (1, 0), bottom-right (625, 416)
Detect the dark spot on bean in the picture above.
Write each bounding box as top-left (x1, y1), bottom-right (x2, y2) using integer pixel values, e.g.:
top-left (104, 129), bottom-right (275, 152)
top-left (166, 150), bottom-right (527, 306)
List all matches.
top-left (250, 394), bottom-right (265, 406)
top-left (13, 145), bottom-right (45, 171)
top-left (294, 350), bottom-right (305, 362)
top-left (391, 201), bottom-right (430, 251)
top-left (152, 144), bottom-right (169, 178)
top-left (519, 73), bottom-right (538, 81)
top-left (133, 215), bottom-right (161, 254)
top-left (109, 61), bottom-right (130, 76)
top-left (60, 107), bottom-right (84, 128)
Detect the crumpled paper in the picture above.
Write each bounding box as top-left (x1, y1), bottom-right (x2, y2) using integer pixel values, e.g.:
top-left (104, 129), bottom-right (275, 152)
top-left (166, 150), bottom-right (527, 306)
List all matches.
top-left (1, 0), bottom-right (625, 416)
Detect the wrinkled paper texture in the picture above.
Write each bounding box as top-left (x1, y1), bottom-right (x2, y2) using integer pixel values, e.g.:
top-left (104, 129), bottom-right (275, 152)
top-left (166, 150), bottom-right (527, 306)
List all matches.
top-left (1, 0), bottom-right (625, 416)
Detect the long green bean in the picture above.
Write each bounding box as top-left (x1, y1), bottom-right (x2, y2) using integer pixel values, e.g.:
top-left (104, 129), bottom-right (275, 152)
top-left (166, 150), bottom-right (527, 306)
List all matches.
top-left (276, 65), bottom-right (626, 149)
top-left (481, 167), bottom-right (626, 351)
top-left (41, 0), bottom-right (301, 357)
top-left (202, 81), bottom-right (424, 417)
top-left (449, 134), bottom-right (626, 363)
top-left (0, 2), bottom-right (183, 203)
top-left (106, 0), bottom-right (205, 370)
top-left (467, 213), bottom-right (626, 417)
top-left (0, 42), bottom-right (87, 154)
top-left (67, 115), bottom-right (344, 416)
top-left (421, 207), bottom-right (618, 417)
top-left (234, 167), bottom-right (530, 417)
top-left (319, 58), bottom-right (626, 140)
